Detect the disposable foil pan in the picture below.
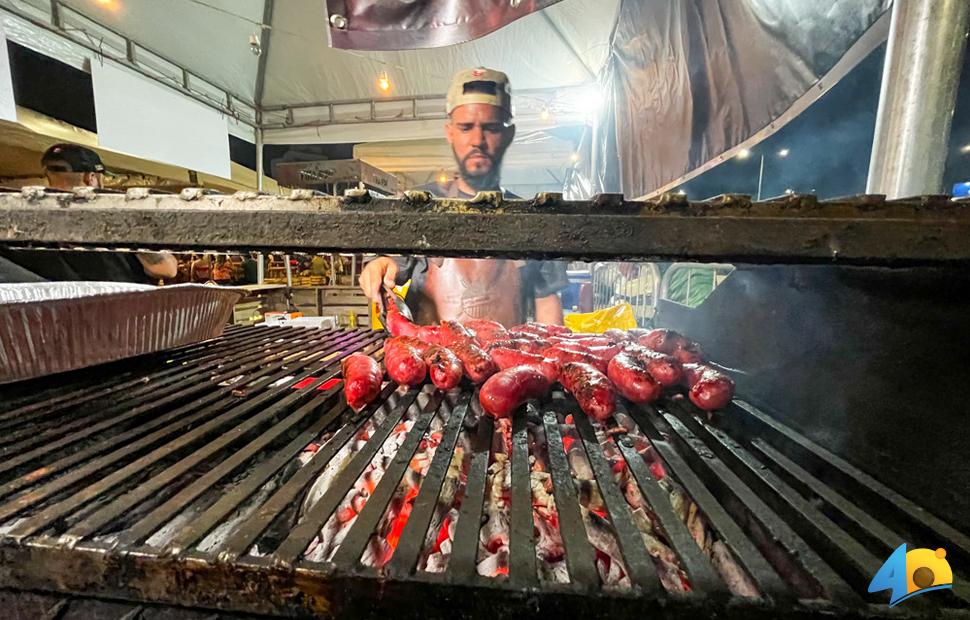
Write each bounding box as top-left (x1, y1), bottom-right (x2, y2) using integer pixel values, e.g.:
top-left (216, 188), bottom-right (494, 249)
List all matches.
top-left (0, 282), bottom-right (245, 384)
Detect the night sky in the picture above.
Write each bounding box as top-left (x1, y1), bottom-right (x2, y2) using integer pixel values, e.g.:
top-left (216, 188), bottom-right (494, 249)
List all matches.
top-left (674, 42), bottom-right (970, 200)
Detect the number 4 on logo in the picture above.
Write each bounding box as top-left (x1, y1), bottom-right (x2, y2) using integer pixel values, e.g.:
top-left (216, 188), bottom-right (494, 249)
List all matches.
top-left (869, 543), bottom-right (908, 605)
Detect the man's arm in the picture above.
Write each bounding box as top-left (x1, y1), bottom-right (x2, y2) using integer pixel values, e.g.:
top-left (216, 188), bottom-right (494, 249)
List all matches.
top-left (136, 252), bottom-right (178, 280)
top-left (534, 293), bottom-right (564, 325)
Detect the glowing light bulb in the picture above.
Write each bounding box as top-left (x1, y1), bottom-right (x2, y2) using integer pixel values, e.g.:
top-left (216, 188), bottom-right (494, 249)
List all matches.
top-left (539, 107), bottom-right (551, 122)
top-left (778, 148), bottom-right (790, 158)
top-left (437, 172), bottom-right (449, 184)
top-left (377, 71), bottom-right (391, 93)
top-left (569, 152), bottom-right (580, 163)
top-left (736, 149), bottom-right (751, 160)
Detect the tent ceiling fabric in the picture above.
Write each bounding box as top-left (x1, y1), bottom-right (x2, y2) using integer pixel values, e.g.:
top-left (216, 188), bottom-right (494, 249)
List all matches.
top-left (58, 0), bottom-right (265, 103)
top-left (50, 0), bottom-right (618, 109)
top-left (263, 0), bottom-right (618, 106)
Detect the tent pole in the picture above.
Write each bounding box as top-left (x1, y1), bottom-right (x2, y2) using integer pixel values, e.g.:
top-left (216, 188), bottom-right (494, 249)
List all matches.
top-left (866, 0), bottom-right (970, 198)
top-left (255, 123), bottom-right (265, 192)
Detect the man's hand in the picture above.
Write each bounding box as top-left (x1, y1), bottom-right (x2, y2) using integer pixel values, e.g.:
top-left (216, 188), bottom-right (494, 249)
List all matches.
top-left (359, 256), bottom-right (399, 306)
top-left (137, 252), bottom-right (178, 280)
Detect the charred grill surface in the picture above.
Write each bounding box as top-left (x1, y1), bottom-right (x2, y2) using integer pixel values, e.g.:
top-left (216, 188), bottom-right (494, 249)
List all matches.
top-left (1, 189), bottom-right (970, 265)
top-left (0, 326), bottom-right (966, 619)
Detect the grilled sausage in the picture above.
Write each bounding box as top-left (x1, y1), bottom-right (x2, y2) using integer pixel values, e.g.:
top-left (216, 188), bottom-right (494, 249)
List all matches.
top-left (463, 319), bottom-right (509, 344)
top-left (624, 343), bottom-right (683, 386)
top-left (672, 341), bottom-right (705, 364)
top-left (485, 338), bottom-right (544, 354)
top-left (479, 366), bottom-right (552, 419)
top-left (423, 346), bottom-right (463, 390)
top-left (543, 345), bottom-right (609, 374)
top-left (604, 328), bottom-right (635, 343)
top-left (417, 325), bottom-right (446, 346)
top-left (341, 353), bottom-right (383, 411)
top-left (439, 320), bottom-right (477, 347)
top-left (489, 347), bottom-right (559, 383)
top-left (450, 340), bottom-right (497, 384)
top-left (638, 328), bottom-right (689, 355)
top-left (559, 362), bottom-right (616, 421)
top-left (607, 352), bottom-right (662, 403)
top-left (384, 338), bottom-right (427, 386)
top-left (682, 363), bottom-right (735, 411)
top-left (549, 335), bottom-right (614, 348)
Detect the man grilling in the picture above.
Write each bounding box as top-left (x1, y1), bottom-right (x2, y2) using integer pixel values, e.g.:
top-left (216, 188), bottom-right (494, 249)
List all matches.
top-left (359, 68), bottom-right (567, 326)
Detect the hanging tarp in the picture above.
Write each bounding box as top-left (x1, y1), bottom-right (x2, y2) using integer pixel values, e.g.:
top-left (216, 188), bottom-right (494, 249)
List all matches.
top-left (325, 0), bottom-right (564, 50)
top-left (590, 0), bottom-right (891, 198)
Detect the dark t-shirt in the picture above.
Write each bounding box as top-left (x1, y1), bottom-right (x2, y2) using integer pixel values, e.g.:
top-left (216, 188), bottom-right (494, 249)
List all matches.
top-left (0, 249), bottom-right (151, 284)
top-left (394, 181), bottom-right (569, 322)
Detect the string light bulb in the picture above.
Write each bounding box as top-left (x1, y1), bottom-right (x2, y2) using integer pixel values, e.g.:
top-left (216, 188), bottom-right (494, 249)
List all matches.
top-left (539, 107), bottom-right (551, 122)
top-left (437, 171), bottom-right (449, 184)
top-left (377, 71), bottom-right (391, 93)
top-left (569, 152), bottom-right (580, 163)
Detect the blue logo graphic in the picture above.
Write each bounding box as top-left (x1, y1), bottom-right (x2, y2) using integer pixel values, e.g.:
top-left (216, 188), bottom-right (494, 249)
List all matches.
top-left (868, 543), bottom-right (953, 606)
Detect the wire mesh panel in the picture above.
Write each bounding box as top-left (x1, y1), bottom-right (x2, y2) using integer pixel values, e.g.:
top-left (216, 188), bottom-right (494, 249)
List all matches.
top-left (591, 262), bottom-right (661, 326)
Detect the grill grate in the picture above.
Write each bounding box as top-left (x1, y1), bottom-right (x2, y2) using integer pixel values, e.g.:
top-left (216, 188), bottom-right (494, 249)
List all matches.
top-left (0, 326), bottom-right (967, 619)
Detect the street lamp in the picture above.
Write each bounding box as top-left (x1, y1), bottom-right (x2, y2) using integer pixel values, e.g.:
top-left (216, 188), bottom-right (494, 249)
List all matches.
top-left (743, 149), bottom-right (792, 200)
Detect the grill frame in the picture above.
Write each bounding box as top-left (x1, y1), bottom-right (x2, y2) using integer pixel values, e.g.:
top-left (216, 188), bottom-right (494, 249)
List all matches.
top-left (0, 326), bottom-right (966, 619)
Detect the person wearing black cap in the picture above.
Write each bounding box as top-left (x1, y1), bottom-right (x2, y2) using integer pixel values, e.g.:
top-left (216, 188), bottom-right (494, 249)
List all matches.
top-left (0, 144), bottom-right (178, 283)
top-left (41, 142), bottom-right (107, 190)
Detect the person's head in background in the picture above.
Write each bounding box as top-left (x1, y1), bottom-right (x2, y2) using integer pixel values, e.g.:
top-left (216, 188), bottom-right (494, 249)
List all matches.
top-left (41, 143), bottom-right (105, 190)
top-left (445, 68), bottom-right (516, 192)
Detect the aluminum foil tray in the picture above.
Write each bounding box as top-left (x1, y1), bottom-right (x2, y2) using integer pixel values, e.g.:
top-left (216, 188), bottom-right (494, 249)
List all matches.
top-left (0, 282), bottom-right (245, 384)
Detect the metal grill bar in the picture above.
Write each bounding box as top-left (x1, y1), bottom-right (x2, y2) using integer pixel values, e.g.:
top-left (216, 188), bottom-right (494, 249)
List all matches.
top-left (540, 408), bottom-right (597, 588)
top-left (508, 409), bottom-right (538, 588)
top-left (571, 406), bottom-right (661, 593)
top-left (0, 326), bottom-right (278, 423)
top-left (213, 385), bottom-right (399, 561)
top-left (445, 411), bottom-right (493, 582)
top-left (272, 387), bottom-right (422, 565)
top-left (65, 338), bottom-right (380, 540)
top-left (669, 403), bottom-right (883, 594)
top-left (0, 327), bottom-right (338, 476)
top-left (732, 401), bottom-right (970, 569)
top-left (329, 389), bottom-right (444, 568)
top-left (385, 391), bottom-right (471, 578)
top-left (1, 330), bottom-right (380, 537)
top-left (612, 405), bottom-right (725, 596)
top-left (647, 407), bottom-right (861, 605)
top-left (0, 330), bottom-right (346, 511)
top-left (0, 326), bottom-right (296, 435)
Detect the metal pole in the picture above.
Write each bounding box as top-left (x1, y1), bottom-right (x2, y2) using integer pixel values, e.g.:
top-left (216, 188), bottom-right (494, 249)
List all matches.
top-left (256, 252), bottom-right (265, 284)
top-left (867, 0), bottom-right (970, 198)
top-left (255, 126), bottom-right (265, 192)
top-left (285, 254), bottom-right (292, 288)
top-left (756, 154), bottom-right (765, 201)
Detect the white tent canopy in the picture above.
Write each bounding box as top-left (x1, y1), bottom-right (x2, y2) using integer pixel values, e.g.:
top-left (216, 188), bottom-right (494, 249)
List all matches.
top-left (1, 0), bottom-right (618, 193)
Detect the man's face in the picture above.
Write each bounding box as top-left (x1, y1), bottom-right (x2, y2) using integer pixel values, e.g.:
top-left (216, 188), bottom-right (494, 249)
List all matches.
top-left (445, 103), bottom-right (515, 191)
top-left (43, 160), bottom-right (101, 190)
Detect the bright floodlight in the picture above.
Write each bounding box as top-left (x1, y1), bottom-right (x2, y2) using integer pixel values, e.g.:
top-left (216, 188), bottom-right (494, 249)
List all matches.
top-left (576, 87), bottom-right (601, 115)
top-left (778, 148), bottom-right (790, 157)
top-left (961, 144), bottom-right (970, 154)
top-left (736, 148), bottom-right (751, 159)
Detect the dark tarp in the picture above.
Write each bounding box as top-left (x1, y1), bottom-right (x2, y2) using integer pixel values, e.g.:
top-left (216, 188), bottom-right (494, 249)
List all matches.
top-left (571, 0), bottom-right (891, 198)
top-left (325, 0), bottom-right (564, 50)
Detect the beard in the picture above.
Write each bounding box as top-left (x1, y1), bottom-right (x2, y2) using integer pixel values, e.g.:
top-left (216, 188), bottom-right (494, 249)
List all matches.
top-left (454, 147), bottom-right (505, 192)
